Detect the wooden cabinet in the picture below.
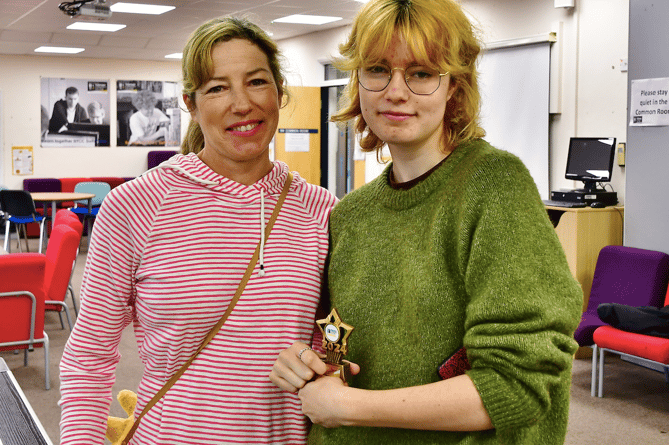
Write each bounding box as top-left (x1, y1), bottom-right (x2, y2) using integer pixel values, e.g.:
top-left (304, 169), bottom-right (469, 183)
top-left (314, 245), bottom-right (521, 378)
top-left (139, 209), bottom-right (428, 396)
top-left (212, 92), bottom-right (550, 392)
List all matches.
top-left (545, 206), bottom-right (625, 311)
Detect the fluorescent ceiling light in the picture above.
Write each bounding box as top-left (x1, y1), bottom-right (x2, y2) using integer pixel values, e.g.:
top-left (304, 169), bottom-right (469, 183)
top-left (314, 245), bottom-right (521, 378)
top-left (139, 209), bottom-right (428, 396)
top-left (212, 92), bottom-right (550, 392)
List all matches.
top-left (165, 53), bottom-right (182, 59)
top-left (273, 14), bottom-right (342, 25)
top-left (35, 46), bottom-right (85, 54)
top-left (67, 22), bottom-right (126, 32)
top-left (110, 2), bottom-right (176, 15)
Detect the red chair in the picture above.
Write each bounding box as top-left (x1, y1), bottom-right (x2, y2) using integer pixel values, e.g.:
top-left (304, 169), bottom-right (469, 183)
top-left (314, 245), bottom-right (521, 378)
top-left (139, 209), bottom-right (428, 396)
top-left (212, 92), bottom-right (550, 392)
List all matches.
top-left (592, 285), bottom-right (669, 397)
top-left (90, 176), bottom-right (126, 190)
top-left (52, 209), bottom-right (84, 316)
top-left (0, 254), bottom-right (50, 390)
top-left (43, 220), bottom-right (83, 331)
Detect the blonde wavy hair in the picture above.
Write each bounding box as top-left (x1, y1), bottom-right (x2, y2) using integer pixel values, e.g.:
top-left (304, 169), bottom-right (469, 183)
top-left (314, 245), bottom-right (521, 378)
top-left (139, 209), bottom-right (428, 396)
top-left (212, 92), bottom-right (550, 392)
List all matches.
top-left (331, 0), bottom-right (485, 154)
top-left (180, 16), bottom-right (288, 154)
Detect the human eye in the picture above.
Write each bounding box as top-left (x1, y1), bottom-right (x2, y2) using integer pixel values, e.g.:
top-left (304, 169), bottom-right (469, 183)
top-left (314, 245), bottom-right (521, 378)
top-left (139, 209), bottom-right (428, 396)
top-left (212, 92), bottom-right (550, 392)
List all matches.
top-left (205, 83), bottom-right (228, 94)
top-left (363, 64), bottom-right (390, 76)
top-left (407, 66), bottom-right (437, 80)
top-left (249, 77), bottom-right (270, 87)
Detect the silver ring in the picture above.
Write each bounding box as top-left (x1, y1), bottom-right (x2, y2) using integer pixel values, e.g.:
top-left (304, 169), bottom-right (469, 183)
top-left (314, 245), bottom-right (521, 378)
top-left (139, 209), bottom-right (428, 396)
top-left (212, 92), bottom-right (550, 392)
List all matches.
top-left (297, 347), bottom-right (312, 361)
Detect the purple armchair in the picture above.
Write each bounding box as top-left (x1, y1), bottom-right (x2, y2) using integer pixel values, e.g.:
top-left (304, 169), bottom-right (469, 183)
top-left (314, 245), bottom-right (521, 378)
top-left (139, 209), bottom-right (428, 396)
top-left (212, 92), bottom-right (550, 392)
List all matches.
top-left (575, 246), bottom-right (669, 348)
top-left (574, 245), bottom-right (669, 396)
top-left (147, 150), bottom-right (178, 170)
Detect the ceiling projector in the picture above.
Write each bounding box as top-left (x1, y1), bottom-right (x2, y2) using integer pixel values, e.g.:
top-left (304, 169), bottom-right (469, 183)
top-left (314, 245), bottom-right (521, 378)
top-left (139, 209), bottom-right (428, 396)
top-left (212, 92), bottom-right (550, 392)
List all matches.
top-left (59, 1), bottom-right (112, 20)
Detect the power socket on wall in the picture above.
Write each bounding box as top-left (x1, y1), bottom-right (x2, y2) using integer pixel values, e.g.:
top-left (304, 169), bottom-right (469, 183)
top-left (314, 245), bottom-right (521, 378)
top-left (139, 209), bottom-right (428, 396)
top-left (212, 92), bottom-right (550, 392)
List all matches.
top-left (617, 142), bottom-right (626, 167)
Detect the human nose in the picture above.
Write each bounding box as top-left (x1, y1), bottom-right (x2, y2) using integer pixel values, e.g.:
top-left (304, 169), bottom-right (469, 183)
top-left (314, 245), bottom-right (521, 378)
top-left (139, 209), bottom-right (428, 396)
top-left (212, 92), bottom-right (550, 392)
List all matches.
top-left (384, 68), bottom-right (410, 99)
top-left (230, 86), bottom-right (253, 113)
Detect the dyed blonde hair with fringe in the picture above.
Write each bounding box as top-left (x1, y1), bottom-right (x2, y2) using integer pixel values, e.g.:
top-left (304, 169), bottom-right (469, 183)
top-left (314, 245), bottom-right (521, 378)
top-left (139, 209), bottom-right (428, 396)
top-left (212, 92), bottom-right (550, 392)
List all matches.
top-left (331, 0), bottom-right (485, 154)
top-left (181, 16), bottom-right (288, 154)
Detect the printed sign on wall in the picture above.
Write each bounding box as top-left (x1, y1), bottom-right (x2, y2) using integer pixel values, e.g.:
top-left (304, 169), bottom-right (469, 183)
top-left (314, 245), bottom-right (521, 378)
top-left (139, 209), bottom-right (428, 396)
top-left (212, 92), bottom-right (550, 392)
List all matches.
top-left (629, 77), bottom-right (669, 127)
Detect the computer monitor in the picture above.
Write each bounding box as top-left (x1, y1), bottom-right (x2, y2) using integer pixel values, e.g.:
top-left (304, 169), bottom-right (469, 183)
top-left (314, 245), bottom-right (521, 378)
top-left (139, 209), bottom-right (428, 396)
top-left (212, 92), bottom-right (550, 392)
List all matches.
top-left (65, 122), bottom-right (111, 146)
top-left (565, 137), bottom-right (616, 192)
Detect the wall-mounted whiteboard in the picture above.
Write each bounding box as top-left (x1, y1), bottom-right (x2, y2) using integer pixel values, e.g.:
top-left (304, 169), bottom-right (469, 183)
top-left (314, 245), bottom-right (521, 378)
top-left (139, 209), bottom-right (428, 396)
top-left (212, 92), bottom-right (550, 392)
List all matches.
top-left (478, 42), bottom-right (551, 199)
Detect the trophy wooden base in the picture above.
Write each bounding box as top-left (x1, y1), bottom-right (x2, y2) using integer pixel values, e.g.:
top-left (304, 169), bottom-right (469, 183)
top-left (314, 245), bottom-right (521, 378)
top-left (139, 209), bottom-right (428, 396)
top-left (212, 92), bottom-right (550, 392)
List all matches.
top-left (324, 361), bottom-right (350, 383)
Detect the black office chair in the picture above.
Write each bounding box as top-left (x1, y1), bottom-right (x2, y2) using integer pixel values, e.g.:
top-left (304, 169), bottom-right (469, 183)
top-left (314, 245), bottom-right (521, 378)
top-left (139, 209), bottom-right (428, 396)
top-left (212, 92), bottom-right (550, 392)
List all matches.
top-left (0, 190), bottom-right (46, 253)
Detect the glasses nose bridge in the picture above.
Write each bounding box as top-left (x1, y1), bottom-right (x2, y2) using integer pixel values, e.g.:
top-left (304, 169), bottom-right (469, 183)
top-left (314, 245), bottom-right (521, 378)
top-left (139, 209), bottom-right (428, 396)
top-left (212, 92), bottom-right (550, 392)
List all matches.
top-left (387, 67), bottom-right (410, 89)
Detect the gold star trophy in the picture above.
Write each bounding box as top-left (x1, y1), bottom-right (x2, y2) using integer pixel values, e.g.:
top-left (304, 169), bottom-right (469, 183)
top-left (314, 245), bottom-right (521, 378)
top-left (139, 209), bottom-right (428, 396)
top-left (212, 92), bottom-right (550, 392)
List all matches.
top-left (316, 308), bottom-right (354, 382)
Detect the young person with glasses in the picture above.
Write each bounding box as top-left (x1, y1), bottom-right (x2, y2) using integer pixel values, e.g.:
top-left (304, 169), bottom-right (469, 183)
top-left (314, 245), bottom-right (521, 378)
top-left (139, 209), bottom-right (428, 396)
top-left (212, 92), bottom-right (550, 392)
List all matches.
top-left (270, 0), bottom-right (583, 444)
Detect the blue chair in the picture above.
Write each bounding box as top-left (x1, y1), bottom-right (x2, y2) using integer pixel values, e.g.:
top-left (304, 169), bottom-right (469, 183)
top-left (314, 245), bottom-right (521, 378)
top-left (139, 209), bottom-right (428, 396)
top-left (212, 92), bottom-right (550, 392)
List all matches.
top-left (1, 190), bottom-right (46, 253)
top-left (69, 181), bottom-right (111, 248)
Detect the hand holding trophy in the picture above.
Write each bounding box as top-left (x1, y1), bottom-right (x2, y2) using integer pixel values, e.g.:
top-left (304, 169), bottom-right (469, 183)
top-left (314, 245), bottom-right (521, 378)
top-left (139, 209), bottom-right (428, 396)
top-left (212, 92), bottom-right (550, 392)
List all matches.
top-left (316, 308), bottom-right (354, 382)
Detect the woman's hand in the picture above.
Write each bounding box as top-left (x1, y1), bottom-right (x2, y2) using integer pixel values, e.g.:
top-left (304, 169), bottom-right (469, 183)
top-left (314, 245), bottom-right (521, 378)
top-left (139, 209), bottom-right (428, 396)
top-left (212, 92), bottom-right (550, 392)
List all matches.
top-left (269, 342), bottom-right (328, 392)
top-left (298, 375), bottom-right (356, 428)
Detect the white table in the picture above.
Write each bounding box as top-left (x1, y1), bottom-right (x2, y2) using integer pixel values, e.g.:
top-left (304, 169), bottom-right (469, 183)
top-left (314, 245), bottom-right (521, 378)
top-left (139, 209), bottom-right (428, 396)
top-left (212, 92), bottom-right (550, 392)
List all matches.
top-left (30, 192), bottom-right (95, 220)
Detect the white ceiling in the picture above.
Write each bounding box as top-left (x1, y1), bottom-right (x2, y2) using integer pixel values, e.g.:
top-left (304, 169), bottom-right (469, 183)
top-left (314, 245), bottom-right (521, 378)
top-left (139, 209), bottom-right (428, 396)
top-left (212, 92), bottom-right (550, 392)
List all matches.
top-left (0, 0), bottom-right (364, 61)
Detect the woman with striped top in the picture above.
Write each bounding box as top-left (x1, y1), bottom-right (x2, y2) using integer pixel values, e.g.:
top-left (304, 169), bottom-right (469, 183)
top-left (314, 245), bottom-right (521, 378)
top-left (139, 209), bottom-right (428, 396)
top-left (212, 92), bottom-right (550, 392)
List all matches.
top-left (59, 17), bottom-right (337, 444)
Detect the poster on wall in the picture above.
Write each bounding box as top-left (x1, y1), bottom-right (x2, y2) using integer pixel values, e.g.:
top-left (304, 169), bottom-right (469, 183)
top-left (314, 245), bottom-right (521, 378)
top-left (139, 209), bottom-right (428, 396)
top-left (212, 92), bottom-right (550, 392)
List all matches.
top-left (41, 77), bottom-right (111, 147)
top-left (12, 146), bottom-right (33, 175)
top-left (116, 80), bottom-right (181, 147)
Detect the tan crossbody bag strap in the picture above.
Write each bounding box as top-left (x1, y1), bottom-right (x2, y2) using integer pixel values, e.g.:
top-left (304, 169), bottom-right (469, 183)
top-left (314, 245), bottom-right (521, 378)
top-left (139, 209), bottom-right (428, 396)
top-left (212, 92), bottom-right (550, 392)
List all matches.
top-left (122, 172), bottom-right (293, 445)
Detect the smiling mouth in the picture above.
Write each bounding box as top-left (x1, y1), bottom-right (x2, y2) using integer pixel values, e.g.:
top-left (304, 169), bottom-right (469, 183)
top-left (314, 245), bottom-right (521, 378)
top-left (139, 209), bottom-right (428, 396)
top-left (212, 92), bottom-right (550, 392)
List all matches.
top-left (382, 112), bottom-right (413, 121)
top-left (230, 122), bottom-right (260, 132)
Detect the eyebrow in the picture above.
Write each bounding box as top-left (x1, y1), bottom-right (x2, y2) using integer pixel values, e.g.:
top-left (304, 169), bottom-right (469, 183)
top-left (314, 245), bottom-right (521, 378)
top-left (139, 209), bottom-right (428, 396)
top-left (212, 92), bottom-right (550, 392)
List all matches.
top-left (208, 67), bottom-right (271, 82)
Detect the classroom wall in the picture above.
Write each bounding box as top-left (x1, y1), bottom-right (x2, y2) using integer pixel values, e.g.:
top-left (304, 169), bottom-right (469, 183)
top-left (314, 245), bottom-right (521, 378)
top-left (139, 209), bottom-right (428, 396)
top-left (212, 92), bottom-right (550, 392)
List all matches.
top-left (0, 54), bottom-right (183, 190)
top-left (1, 1), bottom-right (630, 201)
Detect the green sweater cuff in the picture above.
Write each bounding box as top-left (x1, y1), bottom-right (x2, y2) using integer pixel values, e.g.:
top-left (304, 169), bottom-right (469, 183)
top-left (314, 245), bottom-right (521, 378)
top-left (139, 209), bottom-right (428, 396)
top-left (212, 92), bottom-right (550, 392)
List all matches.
top-left (467, 367), bottom-right (542, 432)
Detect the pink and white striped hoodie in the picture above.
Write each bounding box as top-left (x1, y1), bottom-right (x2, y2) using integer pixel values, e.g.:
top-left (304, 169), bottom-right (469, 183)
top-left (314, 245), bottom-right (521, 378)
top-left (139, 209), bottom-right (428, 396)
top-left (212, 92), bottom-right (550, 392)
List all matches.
top-left (59, 153), bottom-right (337, 444)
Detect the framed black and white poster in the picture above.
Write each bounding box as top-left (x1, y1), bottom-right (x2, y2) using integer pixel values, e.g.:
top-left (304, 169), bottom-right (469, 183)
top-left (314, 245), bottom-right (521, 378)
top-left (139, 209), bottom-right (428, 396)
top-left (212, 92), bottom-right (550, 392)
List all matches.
top-left (41, 77), bottom-right (111, 147)
top-left (116, 80), bottom-right (180, 147)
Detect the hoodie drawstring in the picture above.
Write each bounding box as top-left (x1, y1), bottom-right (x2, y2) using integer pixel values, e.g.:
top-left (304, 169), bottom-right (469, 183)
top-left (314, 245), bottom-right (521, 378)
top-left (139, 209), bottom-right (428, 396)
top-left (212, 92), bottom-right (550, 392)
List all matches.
top-left (258, 189), bottom-right (266, 277)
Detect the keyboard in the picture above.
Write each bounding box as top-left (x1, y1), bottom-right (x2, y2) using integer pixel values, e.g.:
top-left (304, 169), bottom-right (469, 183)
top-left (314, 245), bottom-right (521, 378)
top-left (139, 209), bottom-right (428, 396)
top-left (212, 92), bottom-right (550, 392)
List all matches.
top-left (543, 200), bottom-right (587, 208)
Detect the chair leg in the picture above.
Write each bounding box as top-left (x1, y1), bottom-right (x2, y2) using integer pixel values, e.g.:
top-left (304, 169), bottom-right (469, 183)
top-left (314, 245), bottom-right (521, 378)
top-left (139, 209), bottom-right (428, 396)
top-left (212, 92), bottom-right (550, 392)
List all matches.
top-left (3, 220), bottom-right (9, 252)
top-left (69, 284), bottom-right (78, 316)
top-left (22, 224), bottom-right (30, 252)
top-left (87, 216), bottom-right (93, 250)
top-left (38, 218), bottom-right (46, 254)
top-left (590, 344), bottom-right (598, 397)
top-left (598, 347), bottom-right (605, 397)
top-left (15, 224), bottom-right (23, 253)
top-left (62, 307), bottom-right (73, 331)
top-left (43, 332), bottom-right (50, 390)
top-left (49, 301), bottom-right (73, 331)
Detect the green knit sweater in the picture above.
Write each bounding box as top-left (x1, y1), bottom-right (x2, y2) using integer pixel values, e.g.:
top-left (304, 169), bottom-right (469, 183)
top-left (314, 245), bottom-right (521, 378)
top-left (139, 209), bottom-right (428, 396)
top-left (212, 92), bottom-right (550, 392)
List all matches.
top-left (309, 139), bottom-right (583, 445)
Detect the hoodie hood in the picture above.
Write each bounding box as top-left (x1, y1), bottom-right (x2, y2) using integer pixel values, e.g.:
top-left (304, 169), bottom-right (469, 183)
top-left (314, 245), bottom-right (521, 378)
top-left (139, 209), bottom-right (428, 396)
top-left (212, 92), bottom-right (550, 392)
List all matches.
top-left (144, 152), bottom-right (291, 197)
top-left (143, 152), bottom-right (293, 277)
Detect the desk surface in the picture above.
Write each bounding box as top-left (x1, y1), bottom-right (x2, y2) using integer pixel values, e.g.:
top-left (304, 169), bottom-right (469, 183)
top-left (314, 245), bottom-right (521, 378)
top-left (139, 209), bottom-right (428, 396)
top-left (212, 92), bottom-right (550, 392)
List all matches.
top-left (30, 192), bottom-right (95, 202)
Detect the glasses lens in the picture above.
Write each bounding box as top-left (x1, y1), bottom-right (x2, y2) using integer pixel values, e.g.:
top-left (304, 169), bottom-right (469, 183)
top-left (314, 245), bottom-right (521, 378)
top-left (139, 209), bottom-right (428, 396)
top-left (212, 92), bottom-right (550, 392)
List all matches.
top-left (359, 65), bottom-right (391, 92)
top-left (358, 65), bottom-right (443, 95)
top-left (405, 66), bottom-right (441, 95)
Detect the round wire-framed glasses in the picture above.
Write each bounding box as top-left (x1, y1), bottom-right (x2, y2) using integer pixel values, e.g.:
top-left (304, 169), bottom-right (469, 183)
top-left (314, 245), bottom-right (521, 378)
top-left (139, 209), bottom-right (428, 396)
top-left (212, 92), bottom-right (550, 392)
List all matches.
top-left (358, 65), bottom-right (449, 96)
